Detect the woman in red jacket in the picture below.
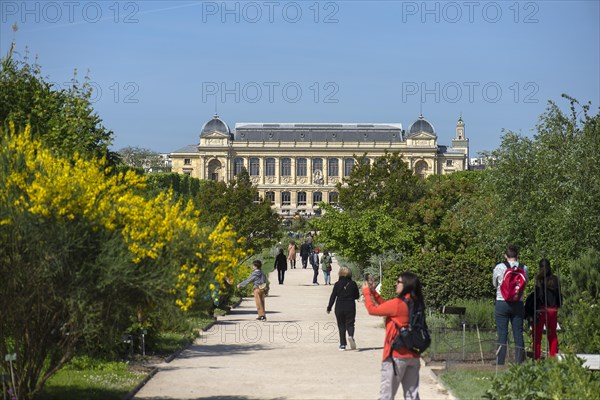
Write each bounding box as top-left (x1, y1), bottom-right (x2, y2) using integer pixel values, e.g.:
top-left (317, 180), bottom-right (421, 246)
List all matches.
top-left (363, 272), bottom-right (423, 400)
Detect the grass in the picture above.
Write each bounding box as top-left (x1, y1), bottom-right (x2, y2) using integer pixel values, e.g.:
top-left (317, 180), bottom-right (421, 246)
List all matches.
top-left (36, 358), bottom-right (146, 400)
top-left (438, 366), bottom-right (503, 399)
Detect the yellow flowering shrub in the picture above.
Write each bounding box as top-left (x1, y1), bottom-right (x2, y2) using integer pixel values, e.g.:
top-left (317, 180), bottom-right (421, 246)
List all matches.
top-left (1, 124), bottom-right (249, 311)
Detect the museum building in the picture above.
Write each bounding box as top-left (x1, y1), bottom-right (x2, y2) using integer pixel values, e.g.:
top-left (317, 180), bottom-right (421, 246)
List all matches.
top-left (170, 114), bottom-right (469, 215)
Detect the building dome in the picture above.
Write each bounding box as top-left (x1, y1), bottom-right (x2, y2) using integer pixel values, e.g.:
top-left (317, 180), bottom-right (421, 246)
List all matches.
top-left (408, 114), bottom-right (436, 136)
top-left (201, 114), bottom-right (232, 139)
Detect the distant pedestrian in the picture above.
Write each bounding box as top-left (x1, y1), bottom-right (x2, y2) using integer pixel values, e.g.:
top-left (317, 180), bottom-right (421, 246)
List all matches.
top-left (363, 271), bottom-right (424, 400)
top-left (274, 248), bottom-right (287, 284)
top-left (288, 240), bottom-right (297, 269)
top-left (530, 258), bottom-right (561, 359)
top-left (310, 248), bottom-right (320, 285)
top-left (327, 266), bottom-right (360, 351)
top-left (493, 244), bottom-right (529, 365)
top-left (300, 239), bottom-right (311, 269)
top-left (237, 260), bottom-right (269, 321)
top-left (321, 250), bottom-right (333, 285)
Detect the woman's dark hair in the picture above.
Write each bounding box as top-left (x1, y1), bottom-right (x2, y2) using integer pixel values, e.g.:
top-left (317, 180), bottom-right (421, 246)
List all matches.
top-left (398, 271), bottom-right (425, 307)
top-left (536, 258), bottom-right (557, 289)
top-left (253, 260), bottom-right (262, 269)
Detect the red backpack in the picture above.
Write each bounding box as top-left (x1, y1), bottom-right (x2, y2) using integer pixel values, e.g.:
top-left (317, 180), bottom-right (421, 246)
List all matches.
top-left (500, 261), bottom-right (527, 302)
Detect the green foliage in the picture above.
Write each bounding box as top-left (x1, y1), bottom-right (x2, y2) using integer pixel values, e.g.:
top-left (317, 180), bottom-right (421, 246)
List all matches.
top-left (484, 355), bottom-right (600, 400)
top-left (0, 47), bottom-right (114, 162)
top-left (439, 367), bottom-right (498, 400)
top-left (145, 172), bottom-right (202, 200)
top-left (561, 248), bottom-right (600, 353)
top-left (450, 299), bottom-right (495, 329)
top-left (196, 169), bottom-right (280, 255)
top-left (381, 248), bottom-right (494, 309)
top-left (337, 152), bottom-right (424, 214)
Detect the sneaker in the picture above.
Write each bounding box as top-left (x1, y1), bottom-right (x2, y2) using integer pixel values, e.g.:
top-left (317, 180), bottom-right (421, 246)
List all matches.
top-left (348, 337), bottom-right (356, 350)
top-left (338, 345), bottom-right (346, 351)
top-left (257, 316), bottom-right (266, 321)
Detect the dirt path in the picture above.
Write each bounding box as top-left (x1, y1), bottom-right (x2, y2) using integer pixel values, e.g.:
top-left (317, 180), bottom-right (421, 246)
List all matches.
top-left (134, 257), bottom-right (453, 399)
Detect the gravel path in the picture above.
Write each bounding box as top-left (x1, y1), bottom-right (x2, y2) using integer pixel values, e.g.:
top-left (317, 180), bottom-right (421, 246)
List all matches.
top-left (134, 256), bottom-right (453, 399)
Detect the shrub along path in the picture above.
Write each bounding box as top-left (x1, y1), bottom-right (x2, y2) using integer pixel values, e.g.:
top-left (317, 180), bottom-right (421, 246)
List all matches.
top-left (134, 256), bottom-right (453, 399)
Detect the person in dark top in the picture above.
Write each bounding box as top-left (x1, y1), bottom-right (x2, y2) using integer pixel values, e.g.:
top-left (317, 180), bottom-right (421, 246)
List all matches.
top-left (300, 239), bottom-right (311, 269)
top-left (531, 258), bottom-right (562, 359)
top-left (327, 266), bottom-right (360, 351)
top-left (310, 248), bottom-right (320, 285)
top-left (274, 248), bottom-right (287, 284)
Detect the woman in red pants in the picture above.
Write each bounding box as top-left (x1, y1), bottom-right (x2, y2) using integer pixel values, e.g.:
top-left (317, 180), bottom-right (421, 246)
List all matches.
top-left (532, 259), bottom-right (562, 359)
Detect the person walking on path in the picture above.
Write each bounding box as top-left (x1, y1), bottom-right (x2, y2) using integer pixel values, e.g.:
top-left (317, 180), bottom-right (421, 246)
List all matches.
top-left (363, 271), bottom-right (423, 400)
top-left (310, 248), bottom-right (320, 285)
top-left (300, 239), bottom-right (311, 269)
top-left (237, 260), bottom-right (269, 321)
top-left (274, 248), bottom-right (288, 284)
top-left (493, 244), bottom-right (529, 365)
top-left (321, 251), bottom-right (333, 285)
top-left (327, 266), bottom-right (360, 351)
top-left (287, 240), bottom-right (297, 269)
top-left (529, 258), bottom-right (561, 359)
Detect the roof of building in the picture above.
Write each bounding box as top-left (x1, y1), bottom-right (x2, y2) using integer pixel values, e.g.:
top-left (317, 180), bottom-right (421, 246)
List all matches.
top-left (173, 144), bottom-right (198, 153)
top-left (408, 115), bottom-right (436, 137)
top-left (233, 122), bottom-right (404, 142)
top-left (201, 114), bottom-right (233, 140)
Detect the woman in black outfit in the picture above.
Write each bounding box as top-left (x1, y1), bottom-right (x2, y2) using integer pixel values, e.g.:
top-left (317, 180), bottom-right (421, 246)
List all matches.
top-left (274, 248), bottom-right (287, 284)
top-left (327, 266), bottom-right (360, 351)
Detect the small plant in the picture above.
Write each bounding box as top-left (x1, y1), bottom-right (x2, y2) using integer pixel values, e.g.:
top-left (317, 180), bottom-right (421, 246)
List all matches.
top-left (451, 298), bottom-right (495, 329)
top-left (484, 354), bottom-right (600, 400)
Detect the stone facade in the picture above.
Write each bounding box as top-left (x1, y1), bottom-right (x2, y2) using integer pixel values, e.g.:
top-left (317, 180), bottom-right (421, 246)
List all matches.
top-left (171, 114), bottom-right (469, 216)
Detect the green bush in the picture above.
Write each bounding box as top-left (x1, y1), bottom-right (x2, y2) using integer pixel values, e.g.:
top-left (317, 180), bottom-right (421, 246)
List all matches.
top-left (484, 355), bottom-right (600, 400)
top-left (451, 298), bottom-right (495, 329)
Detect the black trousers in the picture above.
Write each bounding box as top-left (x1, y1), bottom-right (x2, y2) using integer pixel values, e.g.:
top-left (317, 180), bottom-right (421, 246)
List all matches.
top-left (301, 256), bottom-right (308, 268)
top-left (277, 269), bottom-right (286, 284)
top-left (335, 306), bottom-right (356, 347)
top-left (312, 267), bottom-right (319, 283)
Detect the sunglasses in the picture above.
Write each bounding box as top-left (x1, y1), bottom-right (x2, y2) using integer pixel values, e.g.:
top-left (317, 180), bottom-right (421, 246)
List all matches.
top-left (395, 280), bottom-right (404, 285)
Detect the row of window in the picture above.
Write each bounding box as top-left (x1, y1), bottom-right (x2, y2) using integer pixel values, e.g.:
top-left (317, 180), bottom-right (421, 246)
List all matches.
top-left (235, 157), bottom-right (358, 177)
top-left (261, 191), bottom-right (339, 206)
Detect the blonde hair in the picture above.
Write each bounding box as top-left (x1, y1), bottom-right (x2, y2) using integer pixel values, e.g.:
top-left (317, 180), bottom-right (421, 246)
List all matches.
top-left (338, 266), bottom-right (352, 278)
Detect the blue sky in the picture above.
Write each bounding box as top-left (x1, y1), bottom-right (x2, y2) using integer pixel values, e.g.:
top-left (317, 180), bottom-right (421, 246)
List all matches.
top-left (1, 0), bottom-right (598, 156)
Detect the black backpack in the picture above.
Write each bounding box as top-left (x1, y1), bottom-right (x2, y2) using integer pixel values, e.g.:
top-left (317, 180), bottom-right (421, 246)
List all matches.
top-left (392, 298), bottom-right (431, 355)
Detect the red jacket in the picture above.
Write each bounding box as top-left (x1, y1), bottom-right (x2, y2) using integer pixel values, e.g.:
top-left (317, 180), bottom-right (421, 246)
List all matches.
top-left (362, 287), bottom-right (419, 361)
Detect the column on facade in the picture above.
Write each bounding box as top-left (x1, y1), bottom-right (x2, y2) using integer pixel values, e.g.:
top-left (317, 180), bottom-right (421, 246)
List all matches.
top-left (275, 157), bottom-right (281, 185)
top-left (199, 156), bottom-right (206, 180)
top-left (259, 157), bottom-right (265, 185)
top-left (291, 157), bottom-right (297, 184)
top-left (307, 157), bottom-right (313, 185)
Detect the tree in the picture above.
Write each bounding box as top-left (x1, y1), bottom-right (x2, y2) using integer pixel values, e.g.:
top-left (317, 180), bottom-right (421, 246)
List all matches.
top-left (0, 46), bottom-right (114, 161)
top-left (117, 146), bottom-right (170, 173)
top-left (196, 169), bottom-right (280, 254)
top-left (337, 152), bottom-right (424, 214)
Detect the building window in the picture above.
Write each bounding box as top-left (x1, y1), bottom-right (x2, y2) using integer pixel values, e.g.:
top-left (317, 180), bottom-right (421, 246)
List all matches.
top-left (313, 191), bottom-right (322, 204)
top-left (184, 158), bottom-right (191, 165)
top-left (363, 158), bottom-right (370, 166)
top-left (312, 158), bottom-right (323, 174)
top-left (281, 157), bottom-right (291, 176)
top-left (254, 192), bottom-right (261, 204)
top-left (446, 159), bottom-right (453, 167)
top-left (297, 191), bottom-right (307, 206)
top-left (329, 192), bottom-right (339, 205)
top-left (297, 158), bottom-right (307, 176)
top-left (265, 157), bottom-right (276, 176)
top-left (282, 191), bottom-right (291, 206)
top-left (265, 191), bottom-right (275, 203)
top-left (328, 158), bottom-right (339, 176)
top-left (415, 160), bottom-right (428, 179)
top-left (344, 158), bottom-right (354, 177)
top-left (250, 157), bottom-right (260, 176)
top-left (234, 158), bottom-right (244, 176)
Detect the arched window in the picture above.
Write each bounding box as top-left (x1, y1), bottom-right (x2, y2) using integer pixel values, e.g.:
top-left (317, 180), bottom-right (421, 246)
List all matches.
top-left (208, 159), bottom-right (222, 181)
top-left (329, 192), bottom-right (339, 205)
top-left (265, 191), bottom-right (275, 203)
top-left (265, 158), bottom-right (276, 176)
top-left (249, 157), bottom-right (260, 176)
top-left (328, 158), bottom-right (339, 176)
top-left (281, 157), bottom-right (291, 176)
top-left (297, 158), bottom-right (307, 176)
top-left (313, 191), bottom-right (322, 204)
top-left (343, 158), bottom-right (354, 177)
top-left (281, 191), bottom-right (291, 206)
top-left (312, 158), bottom-right (323, 174)
top-left (297, 191), bottom-right (307, 206)
top-left (415, 160), bottom-right (428, 179)
top-left (233, 158), bottom-right (244, 176)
